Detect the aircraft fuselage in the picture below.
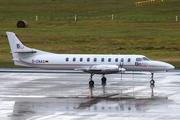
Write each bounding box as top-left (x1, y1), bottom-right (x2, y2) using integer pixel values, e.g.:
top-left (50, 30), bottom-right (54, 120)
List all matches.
top-left (19, 54), bottom-right (174, 72)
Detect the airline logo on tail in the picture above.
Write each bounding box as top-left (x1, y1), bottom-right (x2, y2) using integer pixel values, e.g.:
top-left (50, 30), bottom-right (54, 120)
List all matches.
top-left (16, 43), bottom-right (24, 49)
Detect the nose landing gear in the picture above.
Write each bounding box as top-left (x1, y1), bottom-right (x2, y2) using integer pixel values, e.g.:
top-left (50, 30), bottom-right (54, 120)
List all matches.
top-left (150, 73), bottom-right (155, 86)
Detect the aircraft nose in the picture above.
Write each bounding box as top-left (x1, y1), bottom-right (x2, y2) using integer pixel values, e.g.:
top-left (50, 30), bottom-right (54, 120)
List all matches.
top-left (165, 63), bottom-right (175, 70)
top-left (163, 62), bottom-right (175, 70)
top-left (149, 61), bottom-right (174, 71)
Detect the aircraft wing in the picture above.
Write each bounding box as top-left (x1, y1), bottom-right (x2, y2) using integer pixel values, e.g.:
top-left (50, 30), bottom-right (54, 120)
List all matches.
top-left (75, 64), bottom-right (126, 74)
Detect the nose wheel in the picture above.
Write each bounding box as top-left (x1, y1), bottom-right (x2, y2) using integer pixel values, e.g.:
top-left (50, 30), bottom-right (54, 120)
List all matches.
top-left (150, 79), bottom-right (155, 85)
top-left (150, 73), bottom-right (155, 86)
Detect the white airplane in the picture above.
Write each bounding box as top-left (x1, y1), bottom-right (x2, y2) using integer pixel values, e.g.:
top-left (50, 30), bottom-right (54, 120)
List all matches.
top-left (6, 32), bottom-right (174, 86)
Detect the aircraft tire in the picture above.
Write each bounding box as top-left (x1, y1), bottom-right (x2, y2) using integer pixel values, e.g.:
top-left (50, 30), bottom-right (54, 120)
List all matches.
top-left (89, 80), bottom-right (94, 86)
top-left (101, 77), bottom-right (107, 83)
top-left (150, 80), bottom-right (155, 85)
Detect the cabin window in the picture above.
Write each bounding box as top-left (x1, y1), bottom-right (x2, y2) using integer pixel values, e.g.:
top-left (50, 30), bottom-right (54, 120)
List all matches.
top-left (66, 57), bottom-right (69, 62)
top-left (127, 58), bottom-right (131, 62)
top-left (121, 58), bottom-right (124, 62)
top-left (115, 58), bottom-right (118, 62)
top-left (87, 58), bottom-right (90, 62)
top-left (73, 58), bottom-right (76, 62)
top-left (136, 58), bottom-right (142, 61)
top-left (108, 58), bottom-right (111, 62)
top-left (101, 58), bottom-right (104, 62)
top-left (94, 58), bottom-right (97, 62)
top-left (80, 58), bottom-right (83, 62)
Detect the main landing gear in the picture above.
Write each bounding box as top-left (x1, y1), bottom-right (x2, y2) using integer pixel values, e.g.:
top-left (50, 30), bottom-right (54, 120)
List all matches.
top-left (89, 73), bottom-right (94, 86)
top-left (101, 74), bottom-right (107, 86)
top-left (89, 74), bottom-right (107, 87)
top-left (150, 73), bottom-right (155, 86)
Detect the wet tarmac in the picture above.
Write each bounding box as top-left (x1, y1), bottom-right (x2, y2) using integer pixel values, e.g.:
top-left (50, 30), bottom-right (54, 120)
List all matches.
top-left (0, 68), bottom-right (180, 120)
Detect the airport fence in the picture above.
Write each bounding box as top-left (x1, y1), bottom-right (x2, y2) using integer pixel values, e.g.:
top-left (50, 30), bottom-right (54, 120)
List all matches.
top-left (0, 14), bottom-right (179, 22)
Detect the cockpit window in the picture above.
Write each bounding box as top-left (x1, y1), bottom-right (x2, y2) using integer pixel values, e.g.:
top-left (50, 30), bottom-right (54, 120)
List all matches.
top-left (136, 57), bottom-right (150, 61)
top-left (136, 58), bottom-right (142, 61)
top-left (142, 57), bottom-right (150, 61)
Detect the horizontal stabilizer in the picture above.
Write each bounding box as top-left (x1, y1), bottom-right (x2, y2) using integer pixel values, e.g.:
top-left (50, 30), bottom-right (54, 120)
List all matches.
top-left (15, 50), bottom-right (37, 53)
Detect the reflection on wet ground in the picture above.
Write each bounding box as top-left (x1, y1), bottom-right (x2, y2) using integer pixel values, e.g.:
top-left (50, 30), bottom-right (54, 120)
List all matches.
top-left (11, 88), bottom-right (170, 120)
top-left (0, 69), bottom-right (180, 119)
top-left (11, 97), bottom-right (171, 118)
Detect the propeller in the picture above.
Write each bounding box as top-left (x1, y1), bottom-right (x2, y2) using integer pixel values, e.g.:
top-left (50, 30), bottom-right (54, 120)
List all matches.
top-left (118, 59), bottom-right (126, 81)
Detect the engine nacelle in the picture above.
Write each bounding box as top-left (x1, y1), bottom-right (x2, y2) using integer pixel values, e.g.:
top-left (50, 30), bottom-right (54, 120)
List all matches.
top-left (84, 65), bottom-right (126, 74)
top-left (118, 67), bottom-right (126, 73)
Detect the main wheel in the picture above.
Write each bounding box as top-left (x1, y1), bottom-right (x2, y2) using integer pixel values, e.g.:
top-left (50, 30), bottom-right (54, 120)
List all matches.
top-left (101, 77), bottom-right (107, 83)
top-left (89, 80), bottom-right (94, 86)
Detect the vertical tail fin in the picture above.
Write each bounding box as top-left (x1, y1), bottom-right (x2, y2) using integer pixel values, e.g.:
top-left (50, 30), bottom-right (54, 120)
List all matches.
top-left (6, 32), bottom-right (36, 67)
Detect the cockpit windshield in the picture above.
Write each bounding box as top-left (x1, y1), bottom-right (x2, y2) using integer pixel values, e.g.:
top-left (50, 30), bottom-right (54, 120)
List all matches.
top-left (142, 57), bottom-right (150, 61)
top-left (136, 57), bottom-right (150, 61)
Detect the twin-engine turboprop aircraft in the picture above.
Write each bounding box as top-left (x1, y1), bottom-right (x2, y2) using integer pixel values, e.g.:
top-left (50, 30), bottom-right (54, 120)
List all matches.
top-left (6, 32), bottom-right (174, 86)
